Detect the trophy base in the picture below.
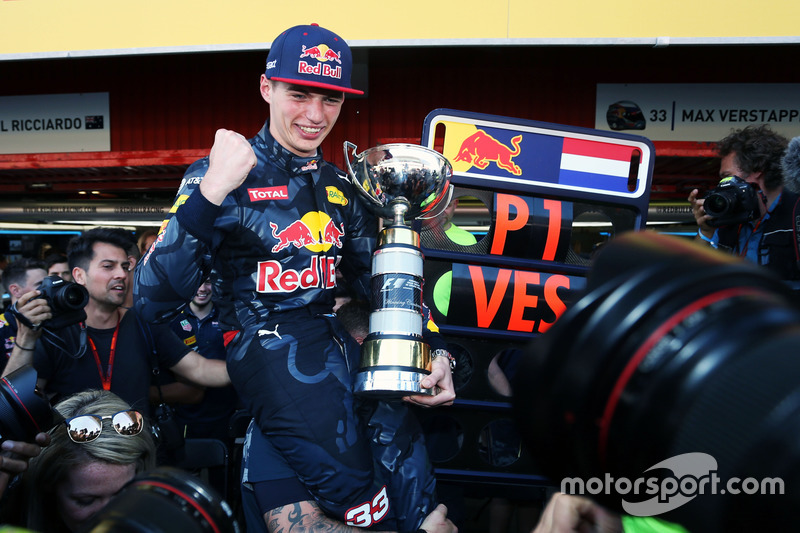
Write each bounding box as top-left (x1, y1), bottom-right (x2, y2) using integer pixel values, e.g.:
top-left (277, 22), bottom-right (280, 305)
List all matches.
top-left (354, 369), bottom-right (436, 399)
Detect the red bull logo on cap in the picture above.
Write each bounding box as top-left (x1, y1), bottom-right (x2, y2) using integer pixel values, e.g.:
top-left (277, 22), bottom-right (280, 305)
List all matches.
top-left (452, 129), bottom-right (523, 176)
top-left (269, 211), bottom-right (345, 253)
top-left (298, 44), bottom-right (343, 80)
top-left (299, 44), bottom-right (342, 63)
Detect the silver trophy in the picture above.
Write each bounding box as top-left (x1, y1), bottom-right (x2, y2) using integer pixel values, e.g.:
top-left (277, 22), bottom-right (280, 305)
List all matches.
top-left (344, 142), bottom-right (453, 397)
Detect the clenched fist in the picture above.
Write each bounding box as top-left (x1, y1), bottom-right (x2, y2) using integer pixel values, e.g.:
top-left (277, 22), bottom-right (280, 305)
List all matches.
top-left (199, 129), bottom-right (258, 205)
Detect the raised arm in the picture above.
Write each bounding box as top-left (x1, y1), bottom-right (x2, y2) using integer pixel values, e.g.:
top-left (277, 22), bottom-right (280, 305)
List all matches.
top-left (134, 130), bottom-right (256, 323)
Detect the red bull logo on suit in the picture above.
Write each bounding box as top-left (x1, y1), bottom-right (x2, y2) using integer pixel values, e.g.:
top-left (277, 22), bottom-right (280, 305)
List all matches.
top-left (259, 211), bottom-right (346, 293)
top-left (269, 211), bottom-right (345, 253)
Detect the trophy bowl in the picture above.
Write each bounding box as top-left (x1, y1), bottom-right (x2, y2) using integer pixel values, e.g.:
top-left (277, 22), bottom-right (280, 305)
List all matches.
top-left (343, 142), bottom-right (454, 397)
top-left (344, 142), bottom-right (453, 223)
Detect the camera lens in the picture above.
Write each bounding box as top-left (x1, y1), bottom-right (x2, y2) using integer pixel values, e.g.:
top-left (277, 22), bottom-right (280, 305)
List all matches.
top-left (512, 232), bottom-right (800, 532)
top-left (704, 192), bottom-right (730, 216)
top-left (81, 466), bottom-right (239, 533)
top-left (52, 283), bottom-right (89, 311)
top-left (0, 365), bottom-right (56, 443)
top-left (57, 284), bottom-right (89, 309)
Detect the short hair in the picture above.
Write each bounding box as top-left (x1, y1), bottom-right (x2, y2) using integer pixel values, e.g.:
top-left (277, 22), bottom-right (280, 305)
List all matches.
top-left (108, 227), bottom-right (140, 262)
top-left (337, 299), bottom-right (370, 341)
top-left (136, 229), bottom-right (159, 256)
top-left (22, 389), bottom-right (156, 532)
top-left (2, 258), bottom-right (46, 293)
top-left (717, 125), bottom-right (789, 191)
top-left (43, 253), bottom-right (69, 271)
top-left (67, 227), bottom-right (136, 271)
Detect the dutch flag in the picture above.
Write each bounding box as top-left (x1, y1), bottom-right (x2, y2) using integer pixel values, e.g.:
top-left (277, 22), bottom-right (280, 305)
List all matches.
top-left (558, 138), bottom-right (638, 193)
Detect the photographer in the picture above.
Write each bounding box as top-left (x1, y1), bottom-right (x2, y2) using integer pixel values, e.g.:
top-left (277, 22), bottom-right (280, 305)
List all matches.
top-left (1, 259), bottom-right (51, 375)
top-left (0, 389), bottom-right (156, 532)
top-left (688, 125), bottom-right (800, 286)
top-left (2, 228), bottom-right (229, 414)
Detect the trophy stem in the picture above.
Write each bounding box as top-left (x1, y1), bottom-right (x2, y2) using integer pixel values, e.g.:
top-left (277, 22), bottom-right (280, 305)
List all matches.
top-left (392, 203), bottom-right (408, 227)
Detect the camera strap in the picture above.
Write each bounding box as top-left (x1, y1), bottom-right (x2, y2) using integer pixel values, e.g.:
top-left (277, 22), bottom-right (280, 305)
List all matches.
top-left (6, 303), bottom-right (85, 358)
top-left (6, 303), bottom-right (34, 330)
top-left (133, 311), bottom-right (166, 404)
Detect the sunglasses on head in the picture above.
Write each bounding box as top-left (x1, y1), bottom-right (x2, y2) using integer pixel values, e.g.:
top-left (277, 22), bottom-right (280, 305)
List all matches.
top-left (64, 410), bottom-right (144, 443)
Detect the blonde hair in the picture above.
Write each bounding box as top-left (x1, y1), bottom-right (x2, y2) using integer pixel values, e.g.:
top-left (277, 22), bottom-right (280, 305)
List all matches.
top-left (22, 389), bottom-right (156, 532)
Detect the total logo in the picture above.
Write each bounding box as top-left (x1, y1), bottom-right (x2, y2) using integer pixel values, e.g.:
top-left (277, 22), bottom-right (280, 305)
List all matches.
top-left (269, 211), bottom-right (345, 253)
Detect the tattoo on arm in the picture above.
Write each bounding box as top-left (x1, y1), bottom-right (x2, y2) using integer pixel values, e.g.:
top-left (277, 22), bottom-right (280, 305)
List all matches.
top-left (265, 501), bottom-right (352, 533)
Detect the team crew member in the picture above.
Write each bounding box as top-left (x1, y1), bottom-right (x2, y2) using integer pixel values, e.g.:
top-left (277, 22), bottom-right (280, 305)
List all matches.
top-left (134, 23), bottom-right (455, 531)
top-left (159, 278), bottom-right (239, 442)
top-left (0, 259), bottom-right (48, 374)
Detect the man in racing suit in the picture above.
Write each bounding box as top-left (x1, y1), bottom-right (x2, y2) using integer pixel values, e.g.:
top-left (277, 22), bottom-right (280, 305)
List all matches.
top-left (134, 23), bottom-right (455, 532)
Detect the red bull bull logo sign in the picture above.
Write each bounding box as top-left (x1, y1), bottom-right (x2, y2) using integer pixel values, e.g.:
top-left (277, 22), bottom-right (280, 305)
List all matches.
top-left (260, 211), bottom-right (345, 293)
top-left (434, 113), bottom-right (652, 199)
top-left (454, 129), bottom-right (523, 176)
top-left (298, 43), bottom-right (342, 80)
top-left (269, 211), bottom-right (345, 253)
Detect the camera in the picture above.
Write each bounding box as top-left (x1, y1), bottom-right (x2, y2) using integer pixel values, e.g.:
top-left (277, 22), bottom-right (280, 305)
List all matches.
top-left (37, 274), bottom-right (89, 329)
top-left (80, 466), bottom-right (240, 533)
top-left (512, 231), bottom-right (800, 533)
top-left (704, 175), bottom-right (760, 227)
top-left (0, 365), bottom-right (57, 443)
top-left (152, 402), bottom-right (185, 451)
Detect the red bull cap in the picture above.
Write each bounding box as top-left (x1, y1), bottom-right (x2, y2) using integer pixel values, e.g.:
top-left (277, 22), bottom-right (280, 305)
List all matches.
top-left (265, 23), bottom-right (364, 95)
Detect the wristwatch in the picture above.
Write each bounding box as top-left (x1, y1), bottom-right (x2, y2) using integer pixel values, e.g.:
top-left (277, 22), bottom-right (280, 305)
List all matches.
top-left (431, 349), bottom-right (456, 371)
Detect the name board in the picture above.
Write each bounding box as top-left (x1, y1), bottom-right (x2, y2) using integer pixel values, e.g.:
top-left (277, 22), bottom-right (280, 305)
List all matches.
top-left (447, 262), bottom-right (585, 334)
top-left (0, 93), bottom-right (110, 154)
top-left (596, 84), bottom-right (800, 141)
top-left (420, 109), bottom-right (654, 339)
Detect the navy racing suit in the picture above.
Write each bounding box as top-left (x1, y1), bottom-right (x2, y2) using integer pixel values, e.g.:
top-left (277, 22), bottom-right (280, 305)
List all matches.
top-left (134, 122), bottom-right (436, 529)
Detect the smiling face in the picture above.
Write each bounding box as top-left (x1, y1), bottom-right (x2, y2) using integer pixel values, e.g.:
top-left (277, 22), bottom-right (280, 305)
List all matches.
top-left (192, 280), bottom-right (213, 307)
top-left (72, 242), bottom-right (130, 311)
top-left (55, 461), bottom-right (136, 532)
top-left (261, 77), bottom-right (344, 157)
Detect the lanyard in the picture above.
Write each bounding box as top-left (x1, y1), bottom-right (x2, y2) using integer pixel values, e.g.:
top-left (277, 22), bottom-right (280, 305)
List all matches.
top-left (738, 216), bottom-right (764, 259)
top-left (740, 192), bottom-right (781, 259)
top-left (84, 314), bottom-right (121, 391)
